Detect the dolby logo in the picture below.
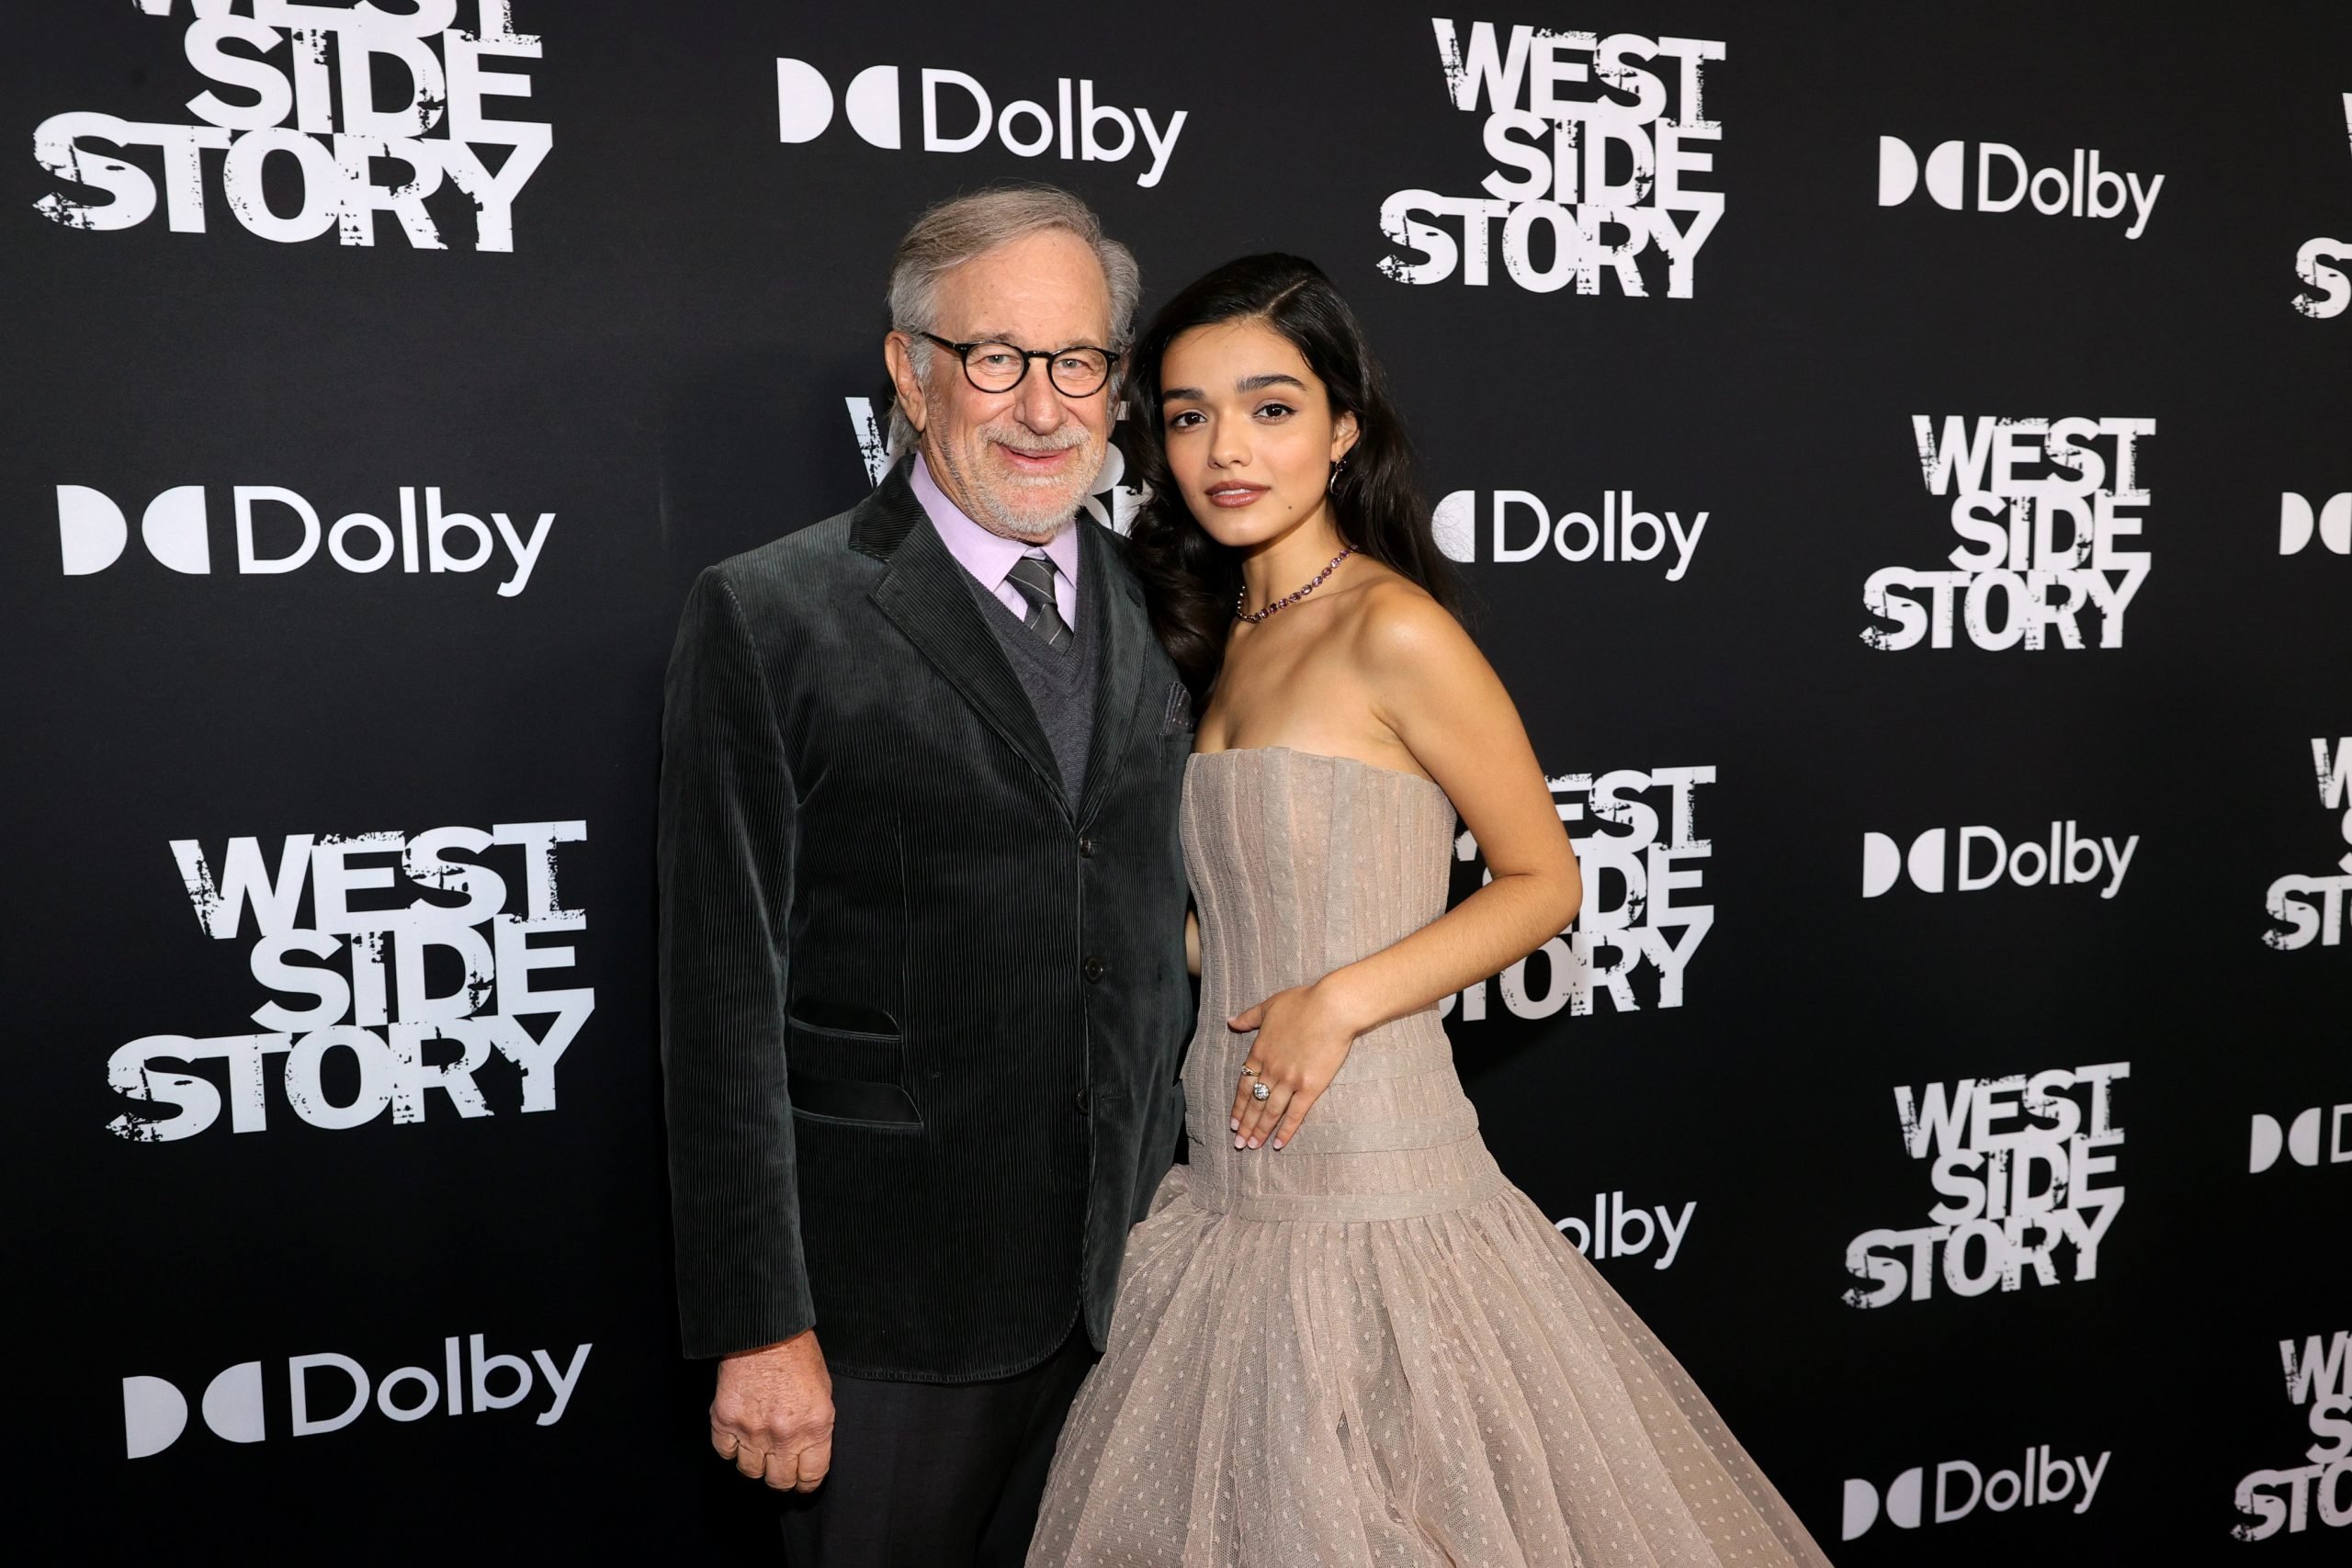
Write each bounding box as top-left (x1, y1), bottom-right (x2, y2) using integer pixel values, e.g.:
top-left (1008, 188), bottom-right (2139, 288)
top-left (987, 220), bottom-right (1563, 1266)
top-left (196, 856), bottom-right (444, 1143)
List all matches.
top-left (1862, 821), bottom-right (2141, 899)
top-left (55, 483), bottom-right (555, 595)
top-left (1552, 1190), bottom-right (1700, 1271)
top-left (1878, 135), bottom-right (2164, 238)
top-left (2250, 1104), bottom-right (2352, 1172)
top-left (775, 59), bottom-right (1186, 187)
top-left (2281, 492), bottom-right (2352, 555)
top-left (123, 1332), bottom-right (591, 1457)
top-left (1430, 489), bottom-right (1708, 580)
top-left (1842, 1445), bottom-right (2111, 1539)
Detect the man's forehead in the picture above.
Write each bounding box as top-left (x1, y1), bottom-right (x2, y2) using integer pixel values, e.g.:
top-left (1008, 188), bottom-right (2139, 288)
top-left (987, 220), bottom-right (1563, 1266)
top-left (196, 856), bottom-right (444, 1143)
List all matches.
top-left (933, 237), bottom-right (1111, 342)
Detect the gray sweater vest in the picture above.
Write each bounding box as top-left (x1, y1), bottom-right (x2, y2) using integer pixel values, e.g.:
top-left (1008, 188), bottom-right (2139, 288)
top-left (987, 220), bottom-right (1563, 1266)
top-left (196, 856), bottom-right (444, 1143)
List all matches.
top-left (966, 558), bottom-right (1101, 805)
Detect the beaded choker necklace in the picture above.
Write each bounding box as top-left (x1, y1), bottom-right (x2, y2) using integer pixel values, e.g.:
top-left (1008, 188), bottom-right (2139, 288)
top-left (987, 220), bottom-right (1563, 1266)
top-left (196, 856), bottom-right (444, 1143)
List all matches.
top-left (1236, 546), bottom-right (1355, 624)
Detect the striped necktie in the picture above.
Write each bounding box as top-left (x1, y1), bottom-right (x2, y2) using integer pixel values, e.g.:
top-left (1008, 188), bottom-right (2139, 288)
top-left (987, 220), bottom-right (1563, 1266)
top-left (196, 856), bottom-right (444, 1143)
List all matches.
top-left (1004, 551), bottom-right (1071, 651)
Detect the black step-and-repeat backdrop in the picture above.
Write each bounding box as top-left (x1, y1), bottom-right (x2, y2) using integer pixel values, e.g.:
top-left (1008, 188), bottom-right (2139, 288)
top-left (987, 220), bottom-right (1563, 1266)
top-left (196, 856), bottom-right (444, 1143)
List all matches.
top-left (6, 3), bottom-right (2348, 1561)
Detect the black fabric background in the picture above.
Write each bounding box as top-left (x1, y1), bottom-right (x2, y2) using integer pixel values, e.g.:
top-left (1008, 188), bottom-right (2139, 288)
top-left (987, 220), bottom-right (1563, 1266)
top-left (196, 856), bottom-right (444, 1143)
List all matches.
top-left (4, 3), bottom-right (2346, 1561)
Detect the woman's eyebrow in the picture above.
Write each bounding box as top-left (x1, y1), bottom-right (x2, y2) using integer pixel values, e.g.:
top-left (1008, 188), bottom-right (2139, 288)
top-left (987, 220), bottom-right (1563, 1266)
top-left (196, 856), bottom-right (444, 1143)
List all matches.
top-left (1160, 372), bottom-right (1308, 400)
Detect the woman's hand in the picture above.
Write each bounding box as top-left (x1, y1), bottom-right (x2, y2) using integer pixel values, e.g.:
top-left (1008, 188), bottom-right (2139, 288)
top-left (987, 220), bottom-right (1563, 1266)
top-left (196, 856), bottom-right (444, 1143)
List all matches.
top-left (1227, 979), bottom-right (1363, 1151)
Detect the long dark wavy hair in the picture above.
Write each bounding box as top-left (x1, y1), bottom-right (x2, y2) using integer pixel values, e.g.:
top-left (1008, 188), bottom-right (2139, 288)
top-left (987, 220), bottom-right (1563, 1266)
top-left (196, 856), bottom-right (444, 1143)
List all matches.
top-left (1120, 254), bottom-right (1460, 702)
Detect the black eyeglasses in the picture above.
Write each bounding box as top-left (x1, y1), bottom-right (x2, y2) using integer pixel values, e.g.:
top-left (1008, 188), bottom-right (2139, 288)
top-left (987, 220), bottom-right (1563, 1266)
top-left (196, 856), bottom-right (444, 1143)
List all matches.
top-left (911, 332), bottom-right (1119, 398)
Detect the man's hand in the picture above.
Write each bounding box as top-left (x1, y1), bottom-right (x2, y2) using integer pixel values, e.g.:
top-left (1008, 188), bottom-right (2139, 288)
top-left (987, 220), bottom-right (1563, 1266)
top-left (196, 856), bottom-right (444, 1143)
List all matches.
top-left (710, 1328), bottom-right (834, 1491)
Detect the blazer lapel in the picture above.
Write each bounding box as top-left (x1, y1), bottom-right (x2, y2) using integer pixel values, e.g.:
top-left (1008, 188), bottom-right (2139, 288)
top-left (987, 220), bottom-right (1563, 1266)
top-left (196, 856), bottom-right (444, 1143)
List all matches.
top-left (860, 467), bottom-right (1068, 812)
top-left (1077, 520), bottom-right (1152, 829)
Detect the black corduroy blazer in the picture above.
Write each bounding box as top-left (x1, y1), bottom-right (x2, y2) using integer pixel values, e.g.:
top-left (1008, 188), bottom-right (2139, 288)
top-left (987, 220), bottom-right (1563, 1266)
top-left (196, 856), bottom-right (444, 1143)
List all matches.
top-left (658, 460), bottom-right (1194, 1381)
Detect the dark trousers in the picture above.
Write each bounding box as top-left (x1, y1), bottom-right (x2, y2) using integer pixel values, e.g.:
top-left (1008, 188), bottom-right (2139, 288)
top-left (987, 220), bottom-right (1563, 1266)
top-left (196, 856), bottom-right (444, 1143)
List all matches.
top-left (778, 1325), bottom-right (1097, 1568)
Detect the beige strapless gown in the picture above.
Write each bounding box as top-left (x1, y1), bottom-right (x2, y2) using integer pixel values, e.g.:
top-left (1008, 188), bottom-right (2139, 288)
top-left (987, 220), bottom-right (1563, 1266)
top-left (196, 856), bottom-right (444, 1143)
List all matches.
top-left (1028, 747), bottom-right (1831, 1567)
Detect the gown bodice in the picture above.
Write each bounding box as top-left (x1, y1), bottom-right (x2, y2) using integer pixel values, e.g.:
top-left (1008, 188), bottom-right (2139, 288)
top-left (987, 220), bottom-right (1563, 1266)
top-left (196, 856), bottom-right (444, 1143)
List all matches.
top-left (1178, 746), bottom-right (1505, 1221)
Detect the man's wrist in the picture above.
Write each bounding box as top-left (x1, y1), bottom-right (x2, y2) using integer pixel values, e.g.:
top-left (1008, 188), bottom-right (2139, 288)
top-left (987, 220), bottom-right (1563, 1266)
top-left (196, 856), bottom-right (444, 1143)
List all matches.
top-left (726, 1325), bottom-right (817, 1361)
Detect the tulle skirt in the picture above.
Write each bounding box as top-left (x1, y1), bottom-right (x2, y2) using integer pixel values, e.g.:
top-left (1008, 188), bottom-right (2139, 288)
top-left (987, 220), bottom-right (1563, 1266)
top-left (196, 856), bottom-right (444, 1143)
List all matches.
top-left (1026, 1165), bottom-right (1831, 1568)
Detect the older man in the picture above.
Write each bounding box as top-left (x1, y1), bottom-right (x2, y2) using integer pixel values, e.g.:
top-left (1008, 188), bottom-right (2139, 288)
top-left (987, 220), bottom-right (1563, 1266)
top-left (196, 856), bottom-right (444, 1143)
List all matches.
top-left (658, 186), bottom-right (1193, 1566)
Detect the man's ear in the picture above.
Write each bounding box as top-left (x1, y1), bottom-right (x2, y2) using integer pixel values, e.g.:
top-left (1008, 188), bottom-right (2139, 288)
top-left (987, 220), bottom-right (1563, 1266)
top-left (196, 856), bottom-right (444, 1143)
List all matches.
top-left (884, 332), bottom-right (929, 440)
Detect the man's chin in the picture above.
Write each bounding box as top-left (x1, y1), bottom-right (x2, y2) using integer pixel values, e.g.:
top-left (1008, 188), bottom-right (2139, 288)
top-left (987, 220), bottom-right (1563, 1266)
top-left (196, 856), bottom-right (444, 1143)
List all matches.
top-left (989, 512), bottom-right (1074, 543)
top-left (975, 479), bottom-right (1091, 539)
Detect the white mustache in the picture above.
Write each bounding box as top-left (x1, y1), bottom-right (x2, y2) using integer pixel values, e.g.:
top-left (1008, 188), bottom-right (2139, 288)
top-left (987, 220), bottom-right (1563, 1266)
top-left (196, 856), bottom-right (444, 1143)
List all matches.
top-left (982, 422), bottom-right (1090, 457)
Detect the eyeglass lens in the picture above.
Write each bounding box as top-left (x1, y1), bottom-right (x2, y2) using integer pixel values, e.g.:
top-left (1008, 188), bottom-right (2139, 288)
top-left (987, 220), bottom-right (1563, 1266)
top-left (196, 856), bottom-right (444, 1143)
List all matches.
top-left (962, 343), bottom-right (1111, 396)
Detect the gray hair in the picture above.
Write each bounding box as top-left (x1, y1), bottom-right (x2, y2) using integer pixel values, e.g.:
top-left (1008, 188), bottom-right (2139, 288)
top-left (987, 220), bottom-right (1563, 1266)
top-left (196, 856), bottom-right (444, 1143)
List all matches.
top-left (886, 185), bottom-right (1141, 459)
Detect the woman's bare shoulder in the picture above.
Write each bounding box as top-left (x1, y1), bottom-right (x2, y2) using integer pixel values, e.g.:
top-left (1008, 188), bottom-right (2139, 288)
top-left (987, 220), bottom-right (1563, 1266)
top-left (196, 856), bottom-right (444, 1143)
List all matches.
top-left (1342, 567), bottom-right (1474, 673)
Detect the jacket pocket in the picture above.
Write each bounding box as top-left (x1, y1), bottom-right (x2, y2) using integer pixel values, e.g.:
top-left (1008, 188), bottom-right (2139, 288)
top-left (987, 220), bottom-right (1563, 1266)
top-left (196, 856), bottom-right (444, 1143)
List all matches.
top-left (786, 1011), bottom-right (922, 1129)
top-left (1158, 679), bottom-right (1194, 736)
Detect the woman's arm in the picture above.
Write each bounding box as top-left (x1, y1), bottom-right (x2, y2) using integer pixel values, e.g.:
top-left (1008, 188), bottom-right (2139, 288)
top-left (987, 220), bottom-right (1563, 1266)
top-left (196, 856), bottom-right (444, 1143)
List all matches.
top-left (1230, 583), bottom-right (1581, 1150)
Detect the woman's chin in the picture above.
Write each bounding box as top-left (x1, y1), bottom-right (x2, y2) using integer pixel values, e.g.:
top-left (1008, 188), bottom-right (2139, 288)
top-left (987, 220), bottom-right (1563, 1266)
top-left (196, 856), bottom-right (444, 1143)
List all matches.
top-left (1185, 499), bottom-right (1288, 550)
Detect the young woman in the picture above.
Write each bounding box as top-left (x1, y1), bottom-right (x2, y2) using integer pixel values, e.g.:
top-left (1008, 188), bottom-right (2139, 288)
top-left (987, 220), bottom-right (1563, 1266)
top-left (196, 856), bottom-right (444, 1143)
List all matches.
top-left (1024, 255), bottom-right (1829, 1567)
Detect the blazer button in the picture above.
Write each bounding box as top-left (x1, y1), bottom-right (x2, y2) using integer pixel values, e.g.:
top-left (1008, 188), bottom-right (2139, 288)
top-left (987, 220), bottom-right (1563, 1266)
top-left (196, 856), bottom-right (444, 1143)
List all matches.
top-left (1074, 1087), bottom-right (1091, 1113)
top-left (1079, 836), bottom-right (1096, 858)
top-left (1082, 955), bottom-right (1107, 983)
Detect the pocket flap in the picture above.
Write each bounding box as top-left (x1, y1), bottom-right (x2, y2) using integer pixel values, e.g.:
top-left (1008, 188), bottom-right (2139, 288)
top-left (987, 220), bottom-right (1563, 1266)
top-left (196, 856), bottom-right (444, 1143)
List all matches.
top-left (786, 1015), bottom-right (919, 1126)
top-left (788, 1070), bottom-right (922, 1125)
